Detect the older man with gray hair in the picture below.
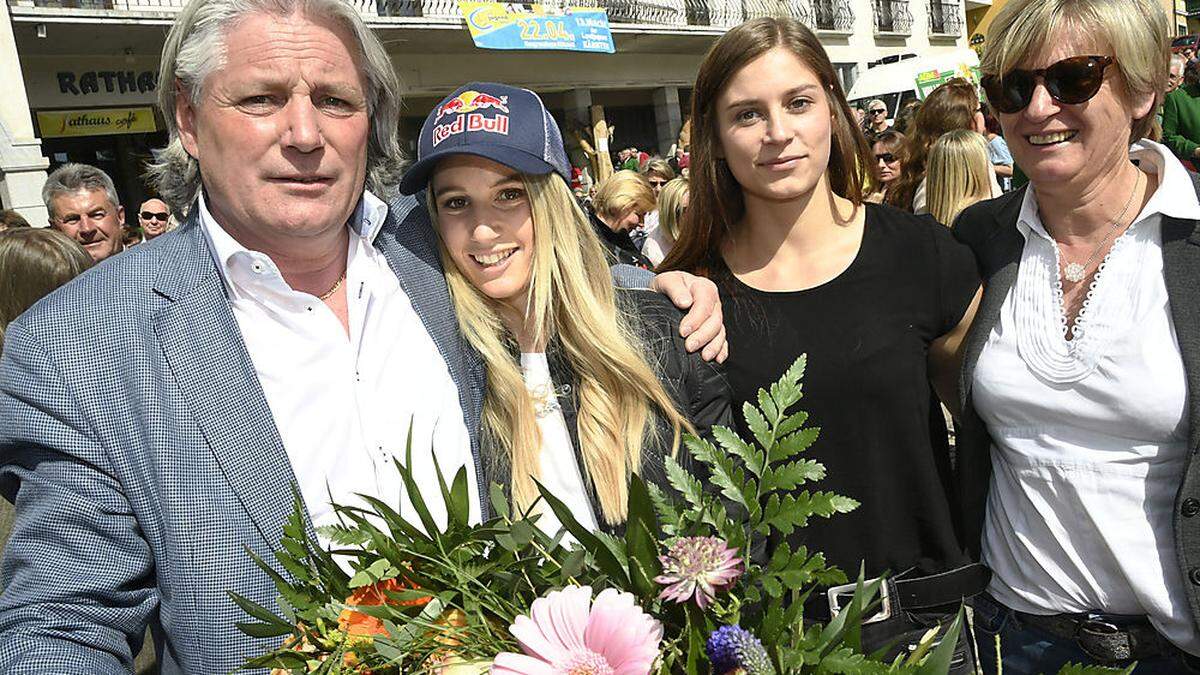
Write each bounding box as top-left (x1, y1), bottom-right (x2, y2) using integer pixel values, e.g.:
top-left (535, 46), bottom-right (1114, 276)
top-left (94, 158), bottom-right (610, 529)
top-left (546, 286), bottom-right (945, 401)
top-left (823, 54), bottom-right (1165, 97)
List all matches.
top-left (42, 162), bottom-right (125, 262)
top-left (0, 0), bottom-right (725, 671)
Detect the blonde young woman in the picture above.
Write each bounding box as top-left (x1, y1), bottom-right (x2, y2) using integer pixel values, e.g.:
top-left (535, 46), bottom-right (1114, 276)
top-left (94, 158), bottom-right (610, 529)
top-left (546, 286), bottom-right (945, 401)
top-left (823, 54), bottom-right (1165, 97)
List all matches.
top-left (398, 83), bottom-right (731, 535)
top-left (925, 130), bottom-right (995, 226)
top-left (655, 177), bottom-right (690, 247)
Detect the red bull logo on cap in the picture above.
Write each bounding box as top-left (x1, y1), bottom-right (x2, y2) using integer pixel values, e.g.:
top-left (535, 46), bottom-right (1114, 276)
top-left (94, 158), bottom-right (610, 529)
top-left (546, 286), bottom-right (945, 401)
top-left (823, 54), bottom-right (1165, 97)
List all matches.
top-left (435, 90), bottom-right (510, 122)
top-left (431, 89), bottom-right (511, 147)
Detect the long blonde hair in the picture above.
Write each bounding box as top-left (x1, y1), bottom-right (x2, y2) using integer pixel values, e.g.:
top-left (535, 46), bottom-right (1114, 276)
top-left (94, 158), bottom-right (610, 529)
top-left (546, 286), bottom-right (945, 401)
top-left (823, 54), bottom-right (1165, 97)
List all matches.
top-left (925, 130), bottom-right (993, 226)
top-left (430, 172), bottom-right (693, 525)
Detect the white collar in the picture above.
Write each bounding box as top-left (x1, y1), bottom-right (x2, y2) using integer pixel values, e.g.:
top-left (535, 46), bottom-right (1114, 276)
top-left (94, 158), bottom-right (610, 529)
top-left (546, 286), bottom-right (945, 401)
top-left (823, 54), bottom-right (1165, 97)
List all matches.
top-left (197, 190), bottom-right (389, 294)
top-left (1018, 139), bottom-right (1200, 241)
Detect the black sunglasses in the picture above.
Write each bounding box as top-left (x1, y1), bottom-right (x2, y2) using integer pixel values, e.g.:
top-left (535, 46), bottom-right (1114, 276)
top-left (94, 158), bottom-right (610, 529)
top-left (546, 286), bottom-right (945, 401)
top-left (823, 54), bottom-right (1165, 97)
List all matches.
top-left (981, 55), bottom-right (1114, 114)
top-left (869, 108), bottom-right (887, 115)
top-left (875, 152), bottom-right (898, 163)
top-left (140, 211), bottom-right (168, 221)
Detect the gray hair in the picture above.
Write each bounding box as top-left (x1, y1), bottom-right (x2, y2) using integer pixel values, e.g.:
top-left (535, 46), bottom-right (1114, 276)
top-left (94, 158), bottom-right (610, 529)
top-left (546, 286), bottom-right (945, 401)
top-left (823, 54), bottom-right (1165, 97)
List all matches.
top-left (867, 98), bottom-right (887, 110)
top-left (1171, 53), bottom-right (1187, 72)
top-left (146, 0), bottom-right (406, 216)
top-left (42, 163), bottom-right (121, 219)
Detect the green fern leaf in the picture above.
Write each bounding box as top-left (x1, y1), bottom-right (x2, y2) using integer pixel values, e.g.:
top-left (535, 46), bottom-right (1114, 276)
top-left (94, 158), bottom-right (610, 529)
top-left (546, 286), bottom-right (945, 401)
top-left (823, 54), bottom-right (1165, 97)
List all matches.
top-left (714, 425), bottom-right (766, 477)
top-left (775, 410), bottom-right (810, 439)
top-left (761, 459), bottom-right (825, 493)
top-left (645, 482), bottom-right (681, 537)
top-left (757, 388), bottom-right (780, 424)
top-left (664, 455), bottom-right (705, 511)
top-left (769, 427), bottom-right (821, 464)
top-left (743, 401), bottom-right (773, 451)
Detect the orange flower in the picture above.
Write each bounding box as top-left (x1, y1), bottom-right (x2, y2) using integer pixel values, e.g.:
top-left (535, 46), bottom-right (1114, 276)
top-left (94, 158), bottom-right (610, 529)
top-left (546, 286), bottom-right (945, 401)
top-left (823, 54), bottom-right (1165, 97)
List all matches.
top-left (338, 576), bottom-right (431, 638)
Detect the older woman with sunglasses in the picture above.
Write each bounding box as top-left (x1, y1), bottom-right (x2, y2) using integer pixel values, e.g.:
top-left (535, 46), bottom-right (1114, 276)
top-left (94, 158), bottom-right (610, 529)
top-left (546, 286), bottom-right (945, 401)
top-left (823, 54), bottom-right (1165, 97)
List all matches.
top-left (953, 0), bottom-right (1200, 672)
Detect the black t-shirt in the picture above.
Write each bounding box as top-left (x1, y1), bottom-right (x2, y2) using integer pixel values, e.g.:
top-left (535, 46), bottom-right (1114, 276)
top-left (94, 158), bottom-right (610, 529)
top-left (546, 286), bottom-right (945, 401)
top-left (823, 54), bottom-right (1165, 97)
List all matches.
top-left (715, 203), bottom-right (979, 581)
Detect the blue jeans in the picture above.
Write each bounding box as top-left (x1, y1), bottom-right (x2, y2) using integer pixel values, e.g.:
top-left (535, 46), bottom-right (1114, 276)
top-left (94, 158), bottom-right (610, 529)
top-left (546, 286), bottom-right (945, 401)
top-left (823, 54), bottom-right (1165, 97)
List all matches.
top-left (971, 593), bottom-right (1200, 675)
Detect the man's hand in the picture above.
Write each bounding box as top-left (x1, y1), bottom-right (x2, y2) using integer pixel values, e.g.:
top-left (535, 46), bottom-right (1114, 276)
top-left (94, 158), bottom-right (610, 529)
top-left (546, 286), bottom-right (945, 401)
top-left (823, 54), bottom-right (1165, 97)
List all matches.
top-left (651, 271), bottom-right (728, 363)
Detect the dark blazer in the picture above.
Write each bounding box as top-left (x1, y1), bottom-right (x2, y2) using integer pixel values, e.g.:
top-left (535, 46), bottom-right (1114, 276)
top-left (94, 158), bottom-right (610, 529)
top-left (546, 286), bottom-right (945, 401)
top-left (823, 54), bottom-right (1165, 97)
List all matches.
top-left (481, 289), bottom-right (733, 533)
top-left (0, 194), bottom-right (485, 673)
top-left (952, 181), bottom-right (1200, 630)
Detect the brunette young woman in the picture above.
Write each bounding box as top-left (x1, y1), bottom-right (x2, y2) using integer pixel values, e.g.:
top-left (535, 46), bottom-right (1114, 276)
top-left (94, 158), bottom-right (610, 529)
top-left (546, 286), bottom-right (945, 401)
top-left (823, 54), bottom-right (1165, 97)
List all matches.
top-left (659, 18), bottom-right (983, 671)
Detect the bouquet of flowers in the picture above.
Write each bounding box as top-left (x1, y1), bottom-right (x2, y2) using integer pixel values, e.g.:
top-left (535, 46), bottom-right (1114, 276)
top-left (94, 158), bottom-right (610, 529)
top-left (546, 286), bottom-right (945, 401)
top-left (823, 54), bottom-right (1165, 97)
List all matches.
top-left (233, 357), bottom-right (1131, 675)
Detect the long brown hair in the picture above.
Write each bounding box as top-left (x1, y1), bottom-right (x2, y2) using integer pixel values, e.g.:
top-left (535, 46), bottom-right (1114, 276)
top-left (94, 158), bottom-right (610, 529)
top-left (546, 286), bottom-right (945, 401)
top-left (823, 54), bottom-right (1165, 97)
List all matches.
top-left (884, 78), bottom-right (979, 212)
top-left (658, 17), bottom-right (872, 276)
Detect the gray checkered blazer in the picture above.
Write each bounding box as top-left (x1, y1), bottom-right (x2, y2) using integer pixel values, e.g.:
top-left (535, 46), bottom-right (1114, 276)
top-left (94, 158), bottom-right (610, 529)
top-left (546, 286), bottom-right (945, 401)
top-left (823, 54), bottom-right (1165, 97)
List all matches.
top-left (0, 194), bottom-right (486, 673)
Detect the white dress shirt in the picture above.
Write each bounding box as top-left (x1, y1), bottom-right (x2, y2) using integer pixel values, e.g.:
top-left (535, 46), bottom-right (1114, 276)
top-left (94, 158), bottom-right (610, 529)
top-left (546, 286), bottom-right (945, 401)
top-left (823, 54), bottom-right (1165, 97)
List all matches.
top-left (520, 352), bottom-right (598, 540)
top-left (973, 140), bottom-right (1200, 654)
top-left (196, 191), bottom-right (479, 545)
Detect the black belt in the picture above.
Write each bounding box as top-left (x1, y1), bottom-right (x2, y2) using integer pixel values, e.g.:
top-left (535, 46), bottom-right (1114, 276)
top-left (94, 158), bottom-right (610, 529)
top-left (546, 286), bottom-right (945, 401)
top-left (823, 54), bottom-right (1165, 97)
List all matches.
top-left (888, 562), bottom-right (991, 610)
top-left (824, 563), bottom-right (991, 623)
top-left (1015, 609), bottom-right (1169, 664)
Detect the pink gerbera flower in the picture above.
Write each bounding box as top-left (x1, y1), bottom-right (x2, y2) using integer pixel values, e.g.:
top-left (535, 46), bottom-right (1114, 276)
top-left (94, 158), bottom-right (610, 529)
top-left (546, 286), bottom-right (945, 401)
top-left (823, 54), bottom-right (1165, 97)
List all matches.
top-left (654, 537), bottom-right (742, 610)
top-left (491, 585), bottom-right (663, 675)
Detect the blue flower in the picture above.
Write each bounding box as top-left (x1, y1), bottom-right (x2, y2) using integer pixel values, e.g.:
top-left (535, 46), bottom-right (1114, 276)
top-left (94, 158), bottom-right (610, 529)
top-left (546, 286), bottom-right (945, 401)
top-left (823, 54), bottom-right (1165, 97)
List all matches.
top-left (705, 625), bottom-right (776, 675)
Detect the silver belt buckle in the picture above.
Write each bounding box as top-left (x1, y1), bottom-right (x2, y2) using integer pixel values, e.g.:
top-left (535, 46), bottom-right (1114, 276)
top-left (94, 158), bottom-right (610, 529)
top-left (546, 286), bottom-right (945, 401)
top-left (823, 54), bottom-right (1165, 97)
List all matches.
top-left (826, 578), bottom-right (893, 624)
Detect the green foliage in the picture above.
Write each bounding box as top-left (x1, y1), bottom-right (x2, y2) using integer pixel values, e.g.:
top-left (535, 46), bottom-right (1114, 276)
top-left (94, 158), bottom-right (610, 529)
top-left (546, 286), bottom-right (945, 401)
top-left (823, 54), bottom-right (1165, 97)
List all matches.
top-left (233, 355), bottom-right (1086, 675)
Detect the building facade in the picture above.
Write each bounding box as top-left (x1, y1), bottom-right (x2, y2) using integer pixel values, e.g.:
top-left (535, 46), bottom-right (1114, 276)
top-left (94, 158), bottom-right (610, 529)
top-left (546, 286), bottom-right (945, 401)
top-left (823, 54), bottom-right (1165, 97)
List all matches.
top-left (0, 0), bottom-right (968, 219)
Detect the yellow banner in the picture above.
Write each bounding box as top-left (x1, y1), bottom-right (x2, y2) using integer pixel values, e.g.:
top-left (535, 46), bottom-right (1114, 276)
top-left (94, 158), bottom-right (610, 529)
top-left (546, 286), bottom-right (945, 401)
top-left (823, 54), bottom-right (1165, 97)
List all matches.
top-left (37, 107), bottom-right (158, 138)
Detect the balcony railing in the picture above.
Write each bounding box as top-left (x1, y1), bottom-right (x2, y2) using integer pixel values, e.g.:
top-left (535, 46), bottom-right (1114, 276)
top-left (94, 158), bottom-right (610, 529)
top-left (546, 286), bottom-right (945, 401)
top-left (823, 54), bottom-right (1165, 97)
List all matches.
top-left (9, 0), bottom-right (848, 31)
top-left (872, 0), bottom-right (911, 34)
top-left (811, 0), bottom-right (854, 32)
top-left (927, 0), bottom-right (962, 35)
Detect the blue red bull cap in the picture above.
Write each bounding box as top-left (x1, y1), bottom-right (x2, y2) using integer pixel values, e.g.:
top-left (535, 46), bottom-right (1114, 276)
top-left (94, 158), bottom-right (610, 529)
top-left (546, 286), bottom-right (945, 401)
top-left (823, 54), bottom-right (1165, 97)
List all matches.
top-left (399, 82), bottom-right (572, 195)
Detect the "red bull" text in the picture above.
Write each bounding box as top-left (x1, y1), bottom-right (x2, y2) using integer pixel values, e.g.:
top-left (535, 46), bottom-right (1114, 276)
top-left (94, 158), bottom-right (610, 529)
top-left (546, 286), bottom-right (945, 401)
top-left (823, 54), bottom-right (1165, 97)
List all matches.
top-left (432, 112), bottom-right (510, 146)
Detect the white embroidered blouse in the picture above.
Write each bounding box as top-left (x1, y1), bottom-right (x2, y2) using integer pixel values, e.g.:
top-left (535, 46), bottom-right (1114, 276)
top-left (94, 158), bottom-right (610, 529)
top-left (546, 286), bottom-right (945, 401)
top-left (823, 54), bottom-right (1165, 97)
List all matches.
top-left (972, 140), bottom-right (1200, 655)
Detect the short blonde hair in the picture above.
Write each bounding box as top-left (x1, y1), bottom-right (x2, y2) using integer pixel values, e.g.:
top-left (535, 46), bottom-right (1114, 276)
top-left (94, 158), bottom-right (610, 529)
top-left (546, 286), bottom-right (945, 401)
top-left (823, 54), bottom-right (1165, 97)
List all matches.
top-left (643, 159), bottom-right (676, 182)
top-left (657, 178), bottom-right (689, 241)
top-left (981, 0), bottom-right (1169, 144)
top-left (593, 170), bottom-right (656, 221)
top-left (925, 130), bottom-right (993, 227)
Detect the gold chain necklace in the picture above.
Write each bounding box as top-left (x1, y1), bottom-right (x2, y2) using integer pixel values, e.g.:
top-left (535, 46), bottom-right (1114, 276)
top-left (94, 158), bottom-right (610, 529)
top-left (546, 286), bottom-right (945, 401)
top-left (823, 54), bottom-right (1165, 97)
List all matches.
top-left (318, 271), bottom-right (346, 301)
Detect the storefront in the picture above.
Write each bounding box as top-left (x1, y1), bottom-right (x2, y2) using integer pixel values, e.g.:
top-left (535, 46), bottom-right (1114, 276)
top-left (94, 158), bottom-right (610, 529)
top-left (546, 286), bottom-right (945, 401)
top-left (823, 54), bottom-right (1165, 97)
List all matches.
top-left (20, 55), bottom-right (166, 211)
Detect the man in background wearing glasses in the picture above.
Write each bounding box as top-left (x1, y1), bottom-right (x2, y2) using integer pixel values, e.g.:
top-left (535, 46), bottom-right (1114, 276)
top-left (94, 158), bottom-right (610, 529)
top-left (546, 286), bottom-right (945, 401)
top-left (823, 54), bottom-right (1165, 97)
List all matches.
top-left (865, 98), bottom-right (891, 138)
top-left (136, 198), bottom-right (172, 241)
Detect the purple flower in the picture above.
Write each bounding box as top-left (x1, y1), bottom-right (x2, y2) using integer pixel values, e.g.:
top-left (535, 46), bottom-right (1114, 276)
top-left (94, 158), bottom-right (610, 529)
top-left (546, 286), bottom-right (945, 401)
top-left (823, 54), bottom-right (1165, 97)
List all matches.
top-left (706, 625), bottom-right (775, 675)
top-left (653, 536), bottom-right (742, 609)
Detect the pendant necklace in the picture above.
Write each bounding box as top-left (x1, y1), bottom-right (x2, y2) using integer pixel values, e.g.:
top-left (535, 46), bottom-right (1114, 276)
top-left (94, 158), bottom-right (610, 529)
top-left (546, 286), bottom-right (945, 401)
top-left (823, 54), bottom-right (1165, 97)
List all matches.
top-left (1057, 170), bottom-right (1143, 284)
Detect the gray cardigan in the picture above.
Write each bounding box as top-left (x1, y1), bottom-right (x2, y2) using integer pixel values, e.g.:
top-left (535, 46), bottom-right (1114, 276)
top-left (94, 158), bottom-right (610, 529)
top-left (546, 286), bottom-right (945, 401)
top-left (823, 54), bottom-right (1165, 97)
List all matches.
top-left (952, 180), bottom-right (1200, 630)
